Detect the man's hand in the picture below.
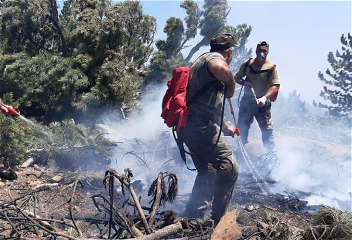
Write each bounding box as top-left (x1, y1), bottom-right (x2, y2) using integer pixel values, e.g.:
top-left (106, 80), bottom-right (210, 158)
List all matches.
top-left (224, 87), bottom-right (234, 98)
top-left (0, 105), bottom-right (8, 114)
top-left (258, 96), bottom-right (267, 107)
top-left (222, 124), bottom-right (235, 138)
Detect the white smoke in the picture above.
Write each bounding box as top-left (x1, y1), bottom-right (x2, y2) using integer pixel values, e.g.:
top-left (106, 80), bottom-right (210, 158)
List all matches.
top-left (266, 100), bottom-right (352, 211)
top-left (270, 144), bottom-right (351, 211)
top-left (98, 84), bottom-right (351, 212)
top-left (98, 84), bottom-right (197, 196)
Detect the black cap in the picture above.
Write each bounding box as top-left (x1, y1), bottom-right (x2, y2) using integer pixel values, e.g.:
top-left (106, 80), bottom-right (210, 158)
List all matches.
top-left (257, 41), bottom-right (269, 49)
top-left (210, 33), bottom-right (236, 51)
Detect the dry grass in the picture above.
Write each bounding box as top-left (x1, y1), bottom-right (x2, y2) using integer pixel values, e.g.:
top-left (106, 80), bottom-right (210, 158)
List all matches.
top-left (303, 205), bottom-right (352, 240)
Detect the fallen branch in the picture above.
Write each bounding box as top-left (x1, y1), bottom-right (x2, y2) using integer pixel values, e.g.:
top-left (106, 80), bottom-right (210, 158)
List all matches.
top-left (20, 157), bottom-right (35, 168)
top-left (68, 180), bottom-right (83, 237)
top-left (92, 194), bottom-right (143, 237)
top-left (108, 169), bottom-right (152, 234)
top-left (148, 172), bottom-right (163, 227)
top-left (15, 206), bottom-right (75, 240)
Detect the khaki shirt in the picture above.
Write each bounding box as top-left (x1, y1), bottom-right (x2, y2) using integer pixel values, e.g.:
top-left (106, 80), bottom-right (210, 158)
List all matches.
top-left (236, 58), bottom-right (280, 97)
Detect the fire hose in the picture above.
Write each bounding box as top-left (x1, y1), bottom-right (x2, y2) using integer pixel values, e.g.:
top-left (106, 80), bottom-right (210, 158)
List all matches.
top-left (227, 98), bottom-right (240, 136)
top-left (0, 102), bottom-right (20, 116)
top-left (232, 84), bottom-right (273, 195)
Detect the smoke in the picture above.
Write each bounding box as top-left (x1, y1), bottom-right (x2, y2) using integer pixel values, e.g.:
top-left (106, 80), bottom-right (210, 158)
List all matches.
top-left (98, 83), bottom-right (351, 212)
top-left (269, 144), bottom-right (351, 211)
top-left (266, 95), bottom-right (352, 211)
top-left (98, 84), bottom-right (196, 197)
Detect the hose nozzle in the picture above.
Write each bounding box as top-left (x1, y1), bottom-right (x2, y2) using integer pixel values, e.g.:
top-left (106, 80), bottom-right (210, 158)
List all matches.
top-left (0, 103), bottom-right (19, 116)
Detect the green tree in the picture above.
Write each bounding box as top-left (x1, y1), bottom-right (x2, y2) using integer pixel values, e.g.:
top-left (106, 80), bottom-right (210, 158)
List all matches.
top-left (185, 0), bottom-right (230, 62)
top-left (144, 0), bottom-right (252, 86)
top-left (0, 93), bottom-right (40, 167)
top-left (0, 0), bottom-right (157, 123)
top-left (316, 33), bottom-right (352, 117)
top-left (0, 0), bottom-right (69, 56)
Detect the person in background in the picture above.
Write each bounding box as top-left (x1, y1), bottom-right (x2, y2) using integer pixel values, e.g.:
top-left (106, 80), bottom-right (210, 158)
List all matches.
top-left (182, 33), bottom-right (239, 225)
top-left (234, 41), bottom-right (280, 153)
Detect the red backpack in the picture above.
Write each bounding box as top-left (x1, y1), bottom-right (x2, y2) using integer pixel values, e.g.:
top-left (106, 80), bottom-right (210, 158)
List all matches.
top-left (161, 65), bottom-right (220, 131)
top-left (160, 54), bottom-right (227, 171)
top-left (161, 67), bottom-right (190, 131)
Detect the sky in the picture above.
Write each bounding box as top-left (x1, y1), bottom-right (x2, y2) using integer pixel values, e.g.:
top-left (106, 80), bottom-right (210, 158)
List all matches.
top-left (56, 0), bottom-right (351, 103)
top-left (136, 0), bottom-right (351, 104)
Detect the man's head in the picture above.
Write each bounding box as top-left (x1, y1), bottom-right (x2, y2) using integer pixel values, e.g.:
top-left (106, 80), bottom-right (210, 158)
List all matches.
top-left (210, 33), bottom-right (236, 63)
top-left (256, 41), bottom-right (269, 60)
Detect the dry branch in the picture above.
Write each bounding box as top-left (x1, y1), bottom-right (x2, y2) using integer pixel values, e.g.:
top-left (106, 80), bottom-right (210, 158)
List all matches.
top-left (125, 222), bottom-right (183, 240)
top-left (92, 194), bottom-right (143, 237)
top-left (107, 169), bottom-right (152, 234)
top-left (148, 172), bottom-right (162, 227)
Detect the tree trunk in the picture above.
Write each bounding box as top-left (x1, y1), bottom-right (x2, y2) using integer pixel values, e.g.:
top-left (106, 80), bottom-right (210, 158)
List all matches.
top-left (185, 37), bottom-right (208, 62)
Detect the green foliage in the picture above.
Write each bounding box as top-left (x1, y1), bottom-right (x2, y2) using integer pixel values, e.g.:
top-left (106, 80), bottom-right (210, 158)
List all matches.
top-left (0, 52), bottom-right (90, 122)
top-left (0, 0), bottom-right (67, 56)
top-left (45, 119), bottom-right (113, 170)
top-left (0, 0), bottom-right (157, 123)
top-left (144, 0), bottom-right (252, 86)
top-left (316, 32), bottom-right (352, 118)
top-left (0, 93), bottom-right (44, 167)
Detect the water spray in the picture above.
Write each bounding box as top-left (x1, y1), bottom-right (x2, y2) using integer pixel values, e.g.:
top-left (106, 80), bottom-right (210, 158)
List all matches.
top-left (0, 102), bottom-right (39, 129)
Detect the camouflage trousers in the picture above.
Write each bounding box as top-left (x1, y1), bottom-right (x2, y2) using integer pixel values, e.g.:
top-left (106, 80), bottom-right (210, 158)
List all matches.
top-left (238, 94), bottom-right (275, 152)
top-left (181, 115), bottom-right (239, 224)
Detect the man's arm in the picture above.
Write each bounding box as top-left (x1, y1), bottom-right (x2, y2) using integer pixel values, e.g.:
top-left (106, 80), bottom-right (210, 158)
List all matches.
top-left (264, 84), bottom-right (279, 99)
top-left (234, 73), bottom-right (246, 85)
top-left (257, 84), bottom-right (280, 106)
top-left (208, 58), bottom-right (235, 98)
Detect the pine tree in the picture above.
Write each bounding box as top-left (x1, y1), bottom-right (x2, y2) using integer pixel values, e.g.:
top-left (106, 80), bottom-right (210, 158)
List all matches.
top-left (144, 0), bottom-right (252, 86)
top-left (316, 33), bottom-right (352, 117)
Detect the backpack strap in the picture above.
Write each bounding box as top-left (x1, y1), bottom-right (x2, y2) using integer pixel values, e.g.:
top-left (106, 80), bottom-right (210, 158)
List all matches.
top-left (267, 64), bottom-right (276, 76)
top-left (174, 85), bottom-right (227, 172)
top-left (173, 126), bottom-right (196, 171)
top-left (247, 60), bottom-right (277, 76)
top-left (187, 80), bottom-right (220, 106)
top-left (243, 58), bottom-right (253, 75)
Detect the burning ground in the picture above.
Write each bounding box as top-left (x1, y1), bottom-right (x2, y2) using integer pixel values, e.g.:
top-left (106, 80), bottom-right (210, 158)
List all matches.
top-left (0, 88), bottom-right (351, 239)
top-left (0, 127), bottom-right (351, 239)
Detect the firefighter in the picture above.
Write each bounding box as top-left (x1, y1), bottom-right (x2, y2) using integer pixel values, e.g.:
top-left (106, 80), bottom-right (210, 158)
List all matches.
top-left (234, 41), bottom-right (280, 153)
top-left (182, 33), bottom-right (239, 225)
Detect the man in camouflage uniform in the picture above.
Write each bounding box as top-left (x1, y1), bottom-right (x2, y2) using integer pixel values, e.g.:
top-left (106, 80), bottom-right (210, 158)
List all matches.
top-left (235, 41), bottom-right (280, 153)
top-left (182, 33), bottom-right (239, 225)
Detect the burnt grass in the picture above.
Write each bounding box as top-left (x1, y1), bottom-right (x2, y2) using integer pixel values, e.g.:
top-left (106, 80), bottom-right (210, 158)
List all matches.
top-left (0, 159), bottom-right (320, 239)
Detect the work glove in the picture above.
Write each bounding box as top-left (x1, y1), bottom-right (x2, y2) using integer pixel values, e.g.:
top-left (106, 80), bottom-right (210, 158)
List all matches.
top-left (257, 96), bottom-right (267, 107)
